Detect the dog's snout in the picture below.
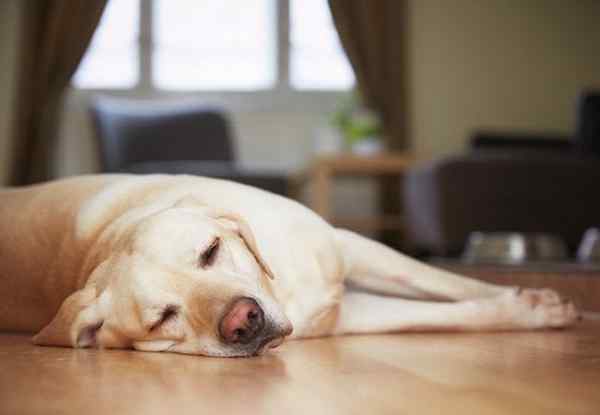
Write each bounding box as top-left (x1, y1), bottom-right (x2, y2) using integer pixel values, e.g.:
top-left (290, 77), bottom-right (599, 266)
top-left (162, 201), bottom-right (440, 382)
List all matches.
top-left (220, 298), bottom-right (265, 345)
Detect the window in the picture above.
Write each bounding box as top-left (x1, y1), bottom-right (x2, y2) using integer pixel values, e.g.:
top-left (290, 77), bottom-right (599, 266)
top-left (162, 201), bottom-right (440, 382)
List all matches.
top-left (290, 0), bottom-right (354, 90)
top-left (154, 0), bottom-right (276, 90)
top-left (72, 0), bottom-right (139, 89)
top-left (74, 0), bottom-right (354, 92)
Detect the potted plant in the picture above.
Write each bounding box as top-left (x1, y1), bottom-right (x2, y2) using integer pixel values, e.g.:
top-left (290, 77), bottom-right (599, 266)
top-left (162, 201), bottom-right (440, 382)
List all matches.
top-left (332, 93), bottom-right (383, 155)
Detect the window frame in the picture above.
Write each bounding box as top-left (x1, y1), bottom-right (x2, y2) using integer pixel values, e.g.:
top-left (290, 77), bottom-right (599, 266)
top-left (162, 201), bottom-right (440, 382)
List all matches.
top-left (73, 0), bottom-right (352, 112)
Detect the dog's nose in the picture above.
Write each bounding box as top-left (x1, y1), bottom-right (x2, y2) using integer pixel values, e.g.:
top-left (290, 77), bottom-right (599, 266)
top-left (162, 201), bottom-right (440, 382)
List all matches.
top-left (219, 298), bottom-right (265, 345)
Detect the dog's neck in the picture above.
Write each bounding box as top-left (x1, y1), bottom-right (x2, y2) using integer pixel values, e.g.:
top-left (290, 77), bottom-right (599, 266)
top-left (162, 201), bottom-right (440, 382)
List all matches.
top-left (0, 178), bottom-right (110, 332)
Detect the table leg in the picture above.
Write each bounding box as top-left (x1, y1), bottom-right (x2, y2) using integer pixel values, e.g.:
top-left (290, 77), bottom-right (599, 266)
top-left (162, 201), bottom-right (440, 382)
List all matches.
top-left (314, 166), bottom-right (331, 221)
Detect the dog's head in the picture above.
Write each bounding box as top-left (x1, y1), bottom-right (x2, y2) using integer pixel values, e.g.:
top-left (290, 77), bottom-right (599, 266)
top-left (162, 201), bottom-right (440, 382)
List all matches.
top-left (33, 197), bottom-right (293, 357)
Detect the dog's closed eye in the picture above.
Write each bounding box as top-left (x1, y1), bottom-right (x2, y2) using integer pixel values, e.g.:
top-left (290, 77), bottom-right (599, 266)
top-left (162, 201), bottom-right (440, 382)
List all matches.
top-left (199, 237), bottom-right (220, 268)
top-left (150, 305), bottom-right (179, 332)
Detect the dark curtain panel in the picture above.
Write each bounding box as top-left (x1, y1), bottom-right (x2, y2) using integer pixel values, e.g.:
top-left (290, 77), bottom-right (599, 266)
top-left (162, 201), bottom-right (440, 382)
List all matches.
top-left (328, 0), bottom-right (409, 151)
top-left (328, 0), bottom-right (409, 248)
top-left (10, 0), bottom-right (108, 185)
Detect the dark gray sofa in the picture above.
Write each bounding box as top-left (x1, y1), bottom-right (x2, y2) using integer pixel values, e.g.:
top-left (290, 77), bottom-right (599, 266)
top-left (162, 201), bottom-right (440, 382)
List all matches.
top-left (404, 153), bottom-right (600, 256)
top-left (404, 91), bottom-right (600, 257)
top-left (89, 97), bottom-right (288, 196)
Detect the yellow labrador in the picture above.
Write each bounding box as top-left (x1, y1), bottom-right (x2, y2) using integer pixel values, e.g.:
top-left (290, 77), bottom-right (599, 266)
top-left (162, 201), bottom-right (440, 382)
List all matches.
top-left (0, 175), bottom-right (578, 357)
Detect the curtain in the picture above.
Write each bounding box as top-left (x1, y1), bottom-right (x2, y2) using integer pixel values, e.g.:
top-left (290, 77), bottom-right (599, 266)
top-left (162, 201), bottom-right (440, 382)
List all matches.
top-left (328, 0), bottom-right (409, 248)
top-left (328, 0), bottom-right (409, 151)
top-left (9, 0), bottom-right (108, 185)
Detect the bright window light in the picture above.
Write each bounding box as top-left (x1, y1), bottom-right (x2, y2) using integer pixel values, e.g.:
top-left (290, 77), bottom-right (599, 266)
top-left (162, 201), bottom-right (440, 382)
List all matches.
top-left (153, 0), bottom-right (276, 91)
top-left (72, 0), bottom-right (139, 89)
top-left (290, 0), bottom-right (354, 90)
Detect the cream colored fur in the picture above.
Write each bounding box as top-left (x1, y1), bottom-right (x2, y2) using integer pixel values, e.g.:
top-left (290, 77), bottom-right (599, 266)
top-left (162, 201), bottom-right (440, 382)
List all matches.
top-left (0, 175), bottom-right (578, 357)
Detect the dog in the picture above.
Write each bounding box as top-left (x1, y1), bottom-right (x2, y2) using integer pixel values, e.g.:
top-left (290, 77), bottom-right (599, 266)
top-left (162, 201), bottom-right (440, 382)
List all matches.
top-left (0, 174), bottom-right (579, 357)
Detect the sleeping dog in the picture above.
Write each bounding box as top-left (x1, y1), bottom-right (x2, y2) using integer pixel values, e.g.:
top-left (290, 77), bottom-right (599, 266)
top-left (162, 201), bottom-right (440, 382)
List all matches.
top-left (0, 175), bottom-right (579, 357)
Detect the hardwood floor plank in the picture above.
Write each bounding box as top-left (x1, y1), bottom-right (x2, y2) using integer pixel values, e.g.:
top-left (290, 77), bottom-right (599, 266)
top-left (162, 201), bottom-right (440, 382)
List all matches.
top-left (1, 316), bottom-right (599, 414)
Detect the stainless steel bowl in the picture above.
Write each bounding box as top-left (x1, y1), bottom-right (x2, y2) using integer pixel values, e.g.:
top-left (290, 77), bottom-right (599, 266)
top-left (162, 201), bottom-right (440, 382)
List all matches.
top-left (462, 232), bottom-right (568, 264)
top-left (577, 228), bottom-right (600, 263)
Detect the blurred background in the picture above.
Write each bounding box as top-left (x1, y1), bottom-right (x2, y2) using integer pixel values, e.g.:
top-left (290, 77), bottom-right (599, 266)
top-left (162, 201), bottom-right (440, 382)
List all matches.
top-left (1, 0), bottom-right (599, 262)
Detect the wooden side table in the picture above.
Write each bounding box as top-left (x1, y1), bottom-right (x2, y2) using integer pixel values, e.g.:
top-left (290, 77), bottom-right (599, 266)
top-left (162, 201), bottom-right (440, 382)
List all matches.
top-left (290, 153), bottom-right (413, 233)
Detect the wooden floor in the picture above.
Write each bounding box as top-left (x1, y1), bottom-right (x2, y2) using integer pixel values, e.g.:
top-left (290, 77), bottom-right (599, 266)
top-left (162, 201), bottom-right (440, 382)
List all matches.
top-left (1, 315), bottom-right (599, 414)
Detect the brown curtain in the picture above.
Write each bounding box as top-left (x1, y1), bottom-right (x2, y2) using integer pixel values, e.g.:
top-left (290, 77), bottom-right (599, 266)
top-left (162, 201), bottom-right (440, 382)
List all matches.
top-left (10, 0), bottom-right (108, 185)
top-left (328, 0), bottom-right (409, 151)
top-left (328, 0), bottom-right (409, 248)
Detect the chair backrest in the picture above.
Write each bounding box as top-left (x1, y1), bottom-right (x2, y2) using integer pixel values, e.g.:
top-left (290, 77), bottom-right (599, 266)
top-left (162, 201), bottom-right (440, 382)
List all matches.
top-left (469, 131), bottom-right (571, 154)
top-left (574, 91), bottom-right (600, 157)
top-left (90, 98), bottom-right (234, 172)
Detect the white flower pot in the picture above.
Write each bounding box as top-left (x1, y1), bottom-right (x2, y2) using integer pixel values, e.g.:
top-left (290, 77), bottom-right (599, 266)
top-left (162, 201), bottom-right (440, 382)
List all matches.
top-left (351, 137), bottom-right (383, 156)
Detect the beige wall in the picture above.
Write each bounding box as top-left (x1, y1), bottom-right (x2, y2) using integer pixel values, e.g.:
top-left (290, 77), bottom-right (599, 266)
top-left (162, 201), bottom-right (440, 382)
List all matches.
top-left (408, 0), bottom-right (600, 158)
top-left (0, 0), bottom-right (20, 185)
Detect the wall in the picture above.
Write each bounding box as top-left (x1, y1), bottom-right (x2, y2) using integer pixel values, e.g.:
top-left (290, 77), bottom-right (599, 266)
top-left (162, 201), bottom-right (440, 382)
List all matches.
top-left (408, 0), bottom-right (600, 158)
top-left (0, 0), bottom-right (20, 185)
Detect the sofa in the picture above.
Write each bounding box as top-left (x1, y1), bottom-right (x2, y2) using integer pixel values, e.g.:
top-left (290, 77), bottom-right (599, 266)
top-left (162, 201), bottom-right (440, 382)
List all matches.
top-left (404, 91), bottom-right (600, 257)
top-left (90, 97), bottom-right (288, 196)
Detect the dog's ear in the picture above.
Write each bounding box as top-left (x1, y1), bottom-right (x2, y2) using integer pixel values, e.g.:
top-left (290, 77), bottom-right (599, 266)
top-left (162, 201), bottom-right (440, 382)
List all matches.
top-left (174, 195), bottom-right (275, 279)
top-left (215, 212), bottom-right (275, 280)
top-left (32, 285), bottom-right (104, 348)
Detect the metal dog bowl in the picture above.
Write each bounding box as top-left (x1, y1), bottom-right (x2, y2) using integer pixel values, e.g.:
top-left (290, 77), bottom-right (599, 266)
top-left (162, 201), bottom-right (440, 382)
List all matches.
top-left (577, 228), bottom-right (600, 263)
top-left (462, 232), bottom-right (568, 264)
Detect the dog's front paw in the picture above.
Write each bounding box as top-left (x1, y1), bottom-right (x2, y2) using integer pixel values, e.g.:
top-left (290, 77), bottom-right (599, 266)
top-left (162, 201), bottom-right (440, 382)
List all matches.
top-left (500, 288), bottom-right (580, 329)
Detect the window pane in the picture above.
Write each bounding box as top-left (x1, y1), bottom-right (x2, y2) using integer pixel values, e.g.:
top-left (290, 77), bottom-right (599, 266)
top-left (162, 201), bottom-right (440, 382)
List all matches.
top-left (153, 0), bottom-right (276, 91)
top-left (290, 0), bottom-right (354, 90)
top-left (72, 0), bottom-right (139, 89)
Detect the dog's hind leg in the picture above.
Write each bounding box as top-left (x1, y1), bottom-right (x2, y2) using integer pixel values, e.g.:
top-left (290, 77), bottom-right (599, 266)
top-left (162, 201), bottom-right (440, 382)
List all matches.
top-left (333, 290), bottom-right (578, 335)
top-left (334, 229), bottom-right (515, 301)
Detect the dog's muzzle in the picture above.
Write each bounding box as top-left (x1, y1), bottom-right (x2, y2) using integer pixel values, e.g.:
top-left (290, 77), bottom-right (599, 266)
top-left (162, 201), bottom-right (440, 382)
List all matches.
top-left (219, 297), bottom-right (292, 354)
